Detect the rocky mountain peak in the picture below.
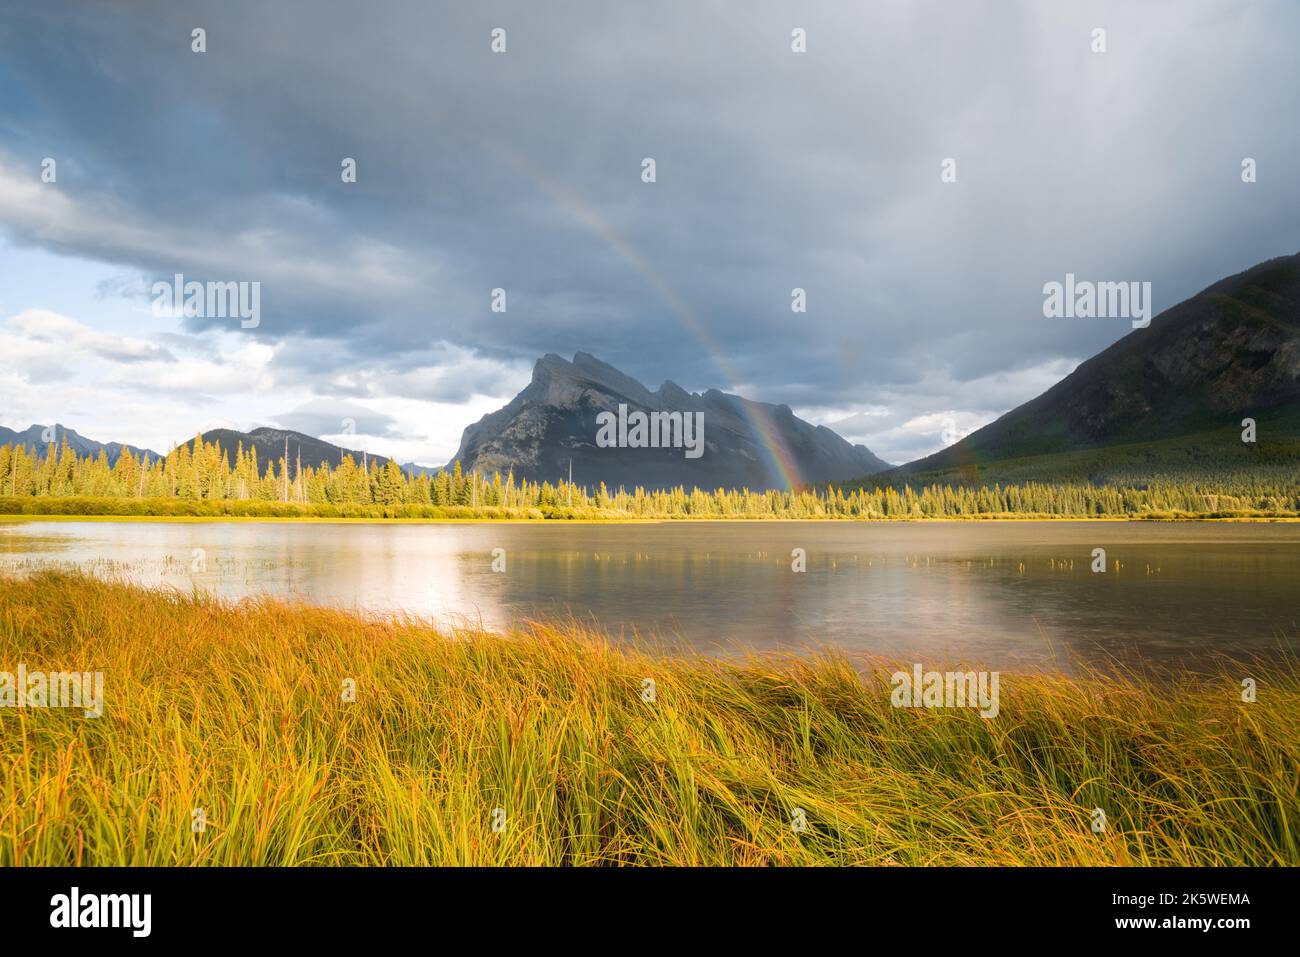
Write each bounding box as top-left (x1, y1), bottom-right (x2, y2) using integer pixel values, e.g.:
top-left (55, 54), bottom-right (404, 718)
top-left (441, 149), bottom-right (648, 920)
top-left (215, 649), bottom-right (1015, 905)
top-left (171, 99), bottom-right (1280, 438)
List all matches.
top-left (449, 352), bottom-right (890, 490)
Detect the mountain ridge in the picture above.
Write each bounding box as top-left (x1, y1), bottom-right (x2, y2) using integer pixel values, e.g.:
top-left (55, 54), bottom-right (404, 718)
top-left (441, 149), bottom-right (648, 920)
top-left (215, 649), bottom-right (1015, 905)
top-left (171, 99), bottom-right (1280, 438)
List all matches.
top-left (892, 252), bottom-right (1300, 480)
top-left (190, 427), bottom-right (402, 473)
top-left (448, 351), bottom-right (891, 490)
top-left (0, 424), bottom-right (161, 466)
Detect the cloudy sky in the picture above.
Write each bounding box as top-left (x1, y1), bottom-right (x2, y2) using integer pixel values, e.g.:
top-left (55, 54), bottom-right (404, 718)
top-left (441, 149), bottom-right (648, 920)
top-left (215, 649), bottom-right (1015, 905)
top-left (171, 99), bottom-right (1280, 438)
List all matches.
top-left (1, 0), bottom-right (1297, 466)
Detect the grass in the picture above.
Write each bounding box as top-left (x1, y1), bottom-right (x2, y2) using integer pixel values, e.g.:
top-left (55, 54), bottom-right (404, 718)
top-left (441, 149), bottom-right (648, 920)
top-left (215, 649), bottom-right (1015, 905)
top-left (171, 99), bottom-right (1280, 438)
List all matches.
top-left (1, 572), bottom-right (1296, 866)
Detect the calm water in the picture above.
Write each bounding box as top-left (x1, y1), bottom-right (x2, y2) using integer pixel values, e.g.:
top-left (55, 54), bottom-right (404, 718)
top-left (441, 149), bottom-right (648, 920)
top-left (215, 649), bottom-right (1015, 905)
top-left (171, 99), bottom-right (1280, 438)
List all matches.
top-left (1, 519), bottom-right (1297, 670)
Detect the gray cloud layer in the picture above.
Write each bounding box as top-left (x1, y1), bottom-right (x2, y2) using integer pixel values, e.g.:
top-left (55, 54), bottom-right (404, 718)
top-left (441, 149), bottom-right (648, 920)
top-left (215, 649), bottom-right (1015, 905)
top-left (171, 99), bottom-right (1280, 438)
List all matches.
top-left (1, 0), bottom-right (1298, 462)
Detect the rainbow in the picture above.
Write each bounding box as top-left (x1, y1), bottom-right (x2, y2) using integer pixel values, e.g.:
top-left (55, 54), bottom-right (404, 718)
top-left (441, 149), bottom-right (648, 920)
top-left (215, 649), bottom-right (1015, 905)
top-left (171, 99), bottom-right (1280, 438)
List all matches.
top-left (484, 141), bottom-right (805, 490)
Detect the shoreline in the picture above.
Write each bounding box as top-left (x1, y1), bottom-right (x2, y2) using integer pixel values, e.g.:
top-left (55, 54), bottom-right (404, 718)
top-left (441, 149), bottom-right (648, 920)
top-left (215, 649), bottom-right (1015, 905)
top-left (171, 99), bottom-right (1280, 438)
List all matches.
top-left (4, 512), bottom-right (1299, 525)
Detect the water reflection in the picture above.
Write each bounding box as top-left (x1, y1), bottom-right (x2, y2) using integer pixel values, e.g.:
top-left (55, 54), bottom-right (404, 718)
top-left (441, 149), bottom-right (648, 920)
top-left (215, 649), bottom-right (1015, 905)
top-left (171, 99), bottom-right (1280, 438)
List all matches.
top-left (1, 519), bottom-right (1297, 670)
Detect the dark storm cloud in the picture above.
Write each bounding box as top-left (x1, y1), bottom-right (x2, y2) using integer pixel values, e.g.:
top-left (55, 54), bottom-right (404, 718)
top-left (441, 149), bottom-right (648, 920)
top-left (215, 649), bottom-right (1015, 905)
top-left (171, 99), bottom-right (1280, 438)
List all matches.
top-left (1, 0), bottom-right (1298, 433)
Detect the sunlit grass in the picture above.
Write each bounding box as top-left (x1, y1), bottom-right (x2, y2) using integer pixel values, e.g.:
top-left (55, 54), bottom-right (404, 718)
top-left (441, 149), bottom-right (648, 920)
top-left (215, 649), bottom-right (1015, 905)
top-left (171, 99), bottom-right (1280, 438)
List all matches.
top-left (1, 572), bottom-right (1296, 865)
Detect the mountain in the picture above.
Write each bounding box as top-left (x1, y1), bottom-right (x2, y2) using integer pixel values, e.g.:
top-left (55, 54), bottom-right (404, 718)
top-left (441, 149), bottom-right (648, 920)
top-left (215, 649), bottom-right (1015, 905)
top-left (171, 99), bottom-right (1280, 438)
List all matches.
top-left (0, 423), bottom-right (160, 465)
top-left (191, 427), bottom-right (399, 471)
top-left (448, 352), bottom-right (890, 490)
top-left (1, 422), bottom-right (432, 476)
top-left (893, 252), bottom-right (1300, 482)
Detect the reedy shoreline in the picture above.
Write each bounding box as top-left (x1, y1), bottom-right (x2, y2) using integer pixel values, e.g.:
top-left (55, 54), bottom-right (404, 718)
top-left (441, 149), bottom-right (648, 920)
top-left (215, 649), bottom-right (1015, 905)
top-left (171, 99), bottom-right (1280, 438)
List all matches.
top-left (1, 573), bottom-right (1296, 866)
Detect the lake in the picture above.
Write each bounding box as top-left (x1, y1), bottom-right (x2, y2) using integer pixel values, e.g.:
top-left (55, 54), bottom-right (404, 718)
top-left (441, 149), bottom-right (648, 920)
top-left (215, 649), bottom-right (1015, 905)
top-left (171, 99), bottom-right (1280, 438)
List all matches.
top-left (1, 518), bottom-right (1297, 671)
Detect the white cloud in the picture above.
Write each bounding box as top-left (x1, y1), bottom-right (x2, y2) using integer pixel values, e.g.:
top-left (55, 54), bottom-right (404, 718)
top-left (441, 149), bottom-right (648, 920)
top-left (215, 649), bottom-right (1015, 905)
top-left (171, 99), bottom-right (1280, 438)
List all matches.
top-left (803, 357), bottom-right (1081, 464)
top-left (1, 308), bottom-right (171, 364)
top-left (0, 305), bottom-right (520, 465)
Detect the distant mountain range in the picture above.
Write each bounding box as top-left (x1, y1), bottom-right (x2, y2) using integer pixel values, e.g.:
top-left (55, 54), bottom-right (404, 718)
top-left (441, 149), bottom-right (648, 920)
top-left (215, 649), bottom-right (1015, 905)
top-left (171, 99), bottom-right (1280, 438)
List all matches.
top-left (447, 352), bottom-right (891, 490)
top-left (0, 424), bottom-right (160, 466)
top-left (0, 423), bottom-right (431, 476)
top-left (6, 253), bottom-right (1298, 490)
top-left (890, 252), bottom-right (1300, 484)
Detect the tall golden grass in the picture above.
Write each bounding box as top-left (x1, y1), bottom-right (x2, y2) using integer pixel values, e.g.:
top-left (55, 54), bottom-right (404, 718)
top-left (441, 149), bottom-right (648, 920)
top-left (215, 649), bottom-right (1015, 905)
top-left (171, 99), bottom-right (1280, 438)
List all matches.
top-left (0, 572), bottom-right (1295, 865)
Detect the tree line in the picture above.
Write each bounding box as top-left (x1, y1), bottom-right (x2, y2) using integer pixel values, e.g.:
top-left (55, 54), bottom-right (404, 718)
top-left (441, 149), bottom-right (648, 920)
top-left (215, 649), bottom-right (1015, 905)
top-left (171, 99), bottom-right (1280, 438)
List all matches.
top-left (1, 436), bottom-right (1297, 519)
